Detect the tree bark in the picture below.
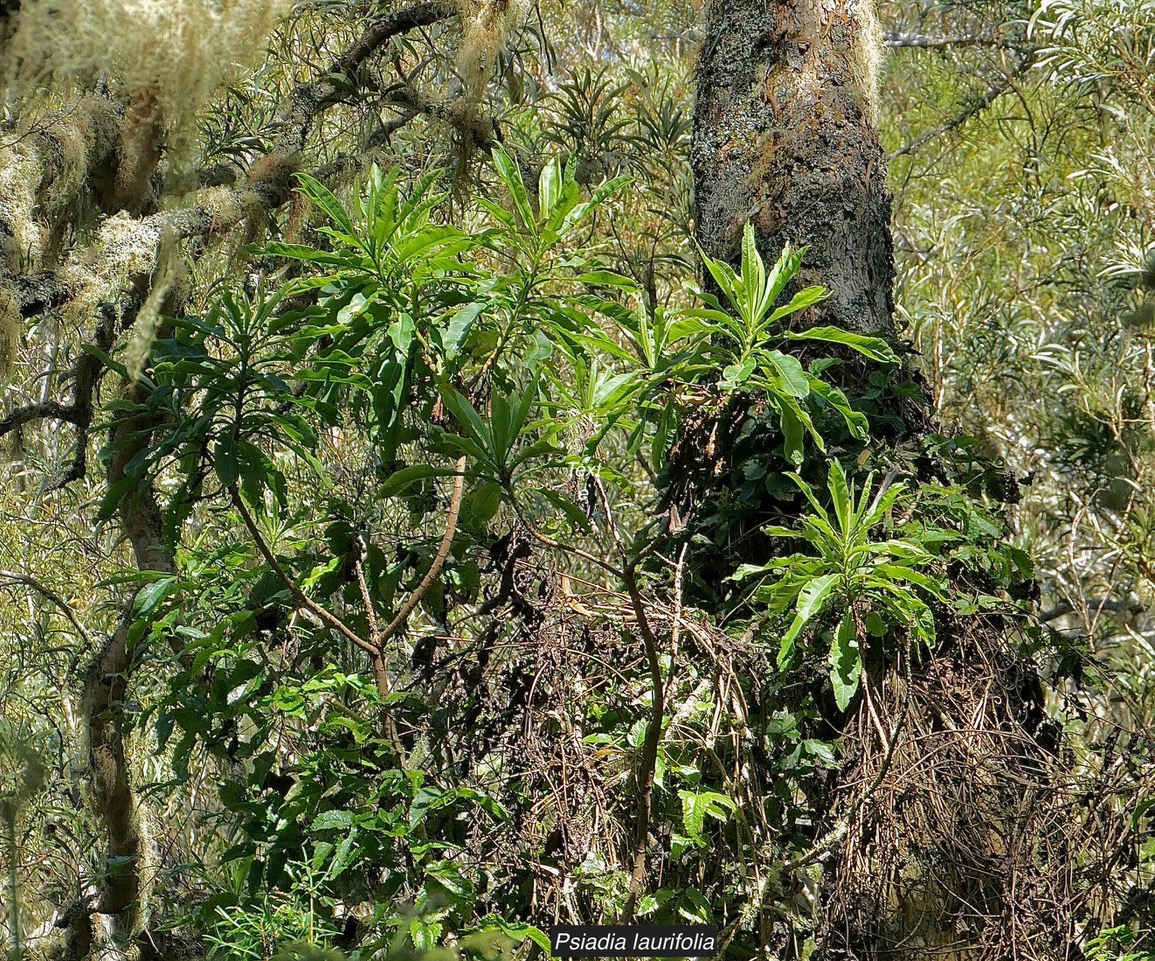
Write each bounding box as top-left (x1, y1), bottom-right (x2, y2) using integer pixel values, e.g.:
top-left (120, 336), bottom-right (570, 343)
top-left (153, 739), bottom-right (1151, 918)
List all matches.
top-left (75, 383), bottom-right (174, 959)
top-left (693, 0), bottom-right (895, 337)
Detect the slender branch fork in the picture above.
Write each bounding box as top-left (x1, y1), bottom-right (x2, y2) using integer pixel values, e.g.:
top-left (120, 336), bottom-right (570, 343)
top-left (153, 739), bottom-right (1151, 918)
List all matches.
top-left (231, 452), bottom-right (467, 676)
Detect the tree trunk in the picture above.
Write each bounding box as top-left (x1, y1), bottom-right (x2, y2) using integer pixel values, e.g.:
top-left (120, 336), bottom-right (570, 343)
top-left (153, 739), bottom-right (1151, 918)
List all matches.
top-left (691, 2), bottom-right (1072, 958)
top-left (692, 0), bottom-right (895, 338)
top-left (73, 384), bottom-right (174, 960)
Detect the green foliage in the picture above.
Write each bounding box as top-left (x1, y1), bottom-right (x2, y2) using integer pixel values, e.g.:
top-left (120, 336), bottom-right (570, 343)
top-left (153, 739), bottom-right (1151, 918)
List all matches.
top-left (736, 461), bottom-right (946, 708)
top-left (1085, 926), bottom-right (1155, 961)
top-left (690, 224), bottom-right (897, 464)
top-left (119, 143), bottom-right (909, 955)
top-left (10, 1), bottom-right (1155, 953)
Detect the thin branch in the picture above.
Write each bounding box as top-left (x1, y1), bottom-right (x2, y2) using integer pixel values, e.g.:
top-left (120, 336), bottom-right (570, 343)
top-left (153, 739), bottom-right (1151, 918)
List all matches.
top-left (374, 455), bottom-right (468, 645)
top-left (0, 570), bottom-right (94, 647)
top-left (619, 563), bottom-right (668, 923)
top-left (890, 54), bottom-right (1033, 159)
top-left (231, 487), bottom-right (377, 656)
top-left (354, 534), bottom-right (381, 640)
top-left (274, 1), bottom-right (456, 153)
top-left (884, 31), bottom-right (998, 49)
top-left (1040, 598), bottom-right (1142, 623)
top-left (0, 400), bottom-right (79, 436)
top-left (511, 496), bottom-right (627, 581)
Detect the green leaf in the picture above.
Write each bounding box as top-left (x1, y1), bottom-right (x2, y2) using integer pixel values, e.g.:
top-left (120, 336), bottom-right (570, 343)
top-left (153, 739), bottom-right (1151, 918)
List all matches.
top-left (295, 173), bottom-right (357, 238)
top-left (310, 810), bottom-right (356, 832)
top-left (134, 576), bottom-right (178, 618)
top-left (767, 285), bottom-right (828, 324)
top-left (97, 477), bottom-right (137, 523)
top-left (827, 460), bottom-right (854, 535)
top-left (829, 613), bottom-right (862, 710)
top-left (796, 572), bottom-right (838, 622)
top-left (779, 326), bottom-right (899, 363)
top-left (875, 563), bottom-right (947, 597)
top-left (214, 436), bottom-right (239, 488)
top-left (389, 311), bottom-right (416, 357)
top-left (483, 921), bottom-right (552, 954)
top-left (720, 356), bottom-right (757, 390)
top-left (779, 404), bottom-right (807, 466)
top-left (492, 147), bottom-right (535, 228)
top-left (380, 464), bottom-right (462, 497)
top-left (864, 479), bottom-right (906, 528)
top-left (763, 350), bottom-right (811, 398)
top-left (80, 341), bottom-right (130, 379)
top-left (739, 222), bottom-right (767, 324)
top-left (777, 584), bottom-right (828, 668)
top-left (698, 249), bottom-right (740, 307)
top-left (440, 388), bottom-right (491, 458)
top-left (578, 270), bottom-right (640, 290)
top-left (540, 488), bottom-right (593, 532)
top-left (465, 482), bottom-right (503, 526)
top-left (680, 789), bottom-right (737, 841)
top-left (538, 157), bottom-right (561, 220)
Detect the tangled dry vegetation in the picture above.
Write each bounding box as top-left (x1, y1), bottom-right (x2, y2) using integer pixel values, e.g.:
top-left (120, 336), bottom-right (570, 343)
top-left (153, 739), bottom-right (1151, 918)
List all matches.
top-left (824, 619), bottom-right (1155, 959)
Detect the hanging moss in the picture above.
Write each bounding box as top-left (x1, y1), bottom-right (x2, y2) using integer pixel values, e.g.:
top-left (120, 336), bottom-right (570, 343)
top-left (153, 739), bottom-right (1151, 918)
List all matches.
top-left (124, 226), bottom-right (184, 381)
top-left (244, 152), bottom-right (301, 212)
top-left (5, 0), bottom-right (291, 160)
top-left (0, 142), bottom-right (45, 269)
top-left (58, 211), bottom-right (164, 330)
top-left (32, 96), bottom-right (121, 211)
top-left (455, 0), bottom-right (531, 101)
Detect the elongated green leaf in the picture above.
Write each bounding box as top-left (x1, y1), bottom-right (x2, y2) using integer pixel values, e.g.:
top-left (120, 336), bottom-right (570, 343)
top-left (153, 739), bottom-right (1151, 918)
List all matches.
top-left (796, 572), bottom-right (839, 622)
top-left (874, 564), bottom-right (947, 597)
top-left (739, 222), bottom-right (767, 326)
top-left (763, 350), bottom-right (810, 398)
top-left (763, 242), bottom-right (805, 316)
top-left (864, 479), bottom-right (906, 528)
top-left (538, 157), bottom-right (561, 220)
top-left (505, 378), bottom-right (540, 465)
top-left (578, 270), bottom-right (641, 290)
top-left (134, 576), bottom-right (179, 617)
top-left (778, 613), bottom-right (805, 668)
top-left (380, 464), bottom-right (462, 497)
top-left (443, 301), bottom-right (486, 360)
top-left (829, 613), bottom-right (862, 710)
top-left (492, 147), bottom-right (535, 229)
top-left (80, 342), bottom-right (129, 379)
top-left (561, 175), bottom-right (632, 234)
top-left (779, 403), bottom-right (807, 465)
top-left (214, 436), bottom-right (239, 488)
top-left (779, 326), bottom-right (899, 363)
top-left (698, 249), bottom-right (740, 308)
top-left (540, 488), bottom-right (593, 532)
top-left (786, 471), bottom-right (830, 522)
top-left (827, 460), bottom-right (854, 535)
top-left (440, 388), bottom-right (492, 458)
top-left (761, 525), bottom-right (804, 539)
top-left (767, 285), bottom-right (828, 324)
top-left (295, 173), bottom-right (357, 238)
